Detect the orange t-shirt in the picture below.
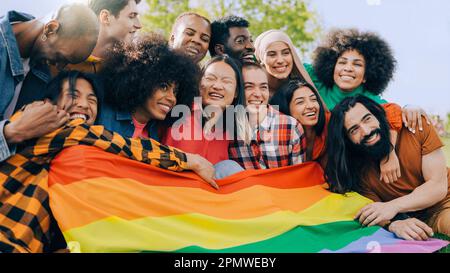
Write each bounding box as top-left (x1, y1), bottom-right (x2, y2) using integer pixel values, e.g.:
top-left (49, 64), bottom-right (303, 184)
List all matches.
top-left (359, 117), bottom-right (450, 211)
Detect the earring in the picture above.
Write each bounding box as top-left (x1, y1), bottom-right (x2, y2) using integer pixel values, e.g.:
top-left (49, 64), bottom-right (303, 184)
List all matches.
top-left (41, 34), bottom-right (48, 42)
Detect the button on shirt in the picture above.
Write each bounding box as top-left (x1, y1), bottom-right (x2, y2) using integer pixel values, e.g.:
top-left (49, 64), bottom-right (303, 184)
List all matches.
top-left (229, 106), bottom-right (306, 169)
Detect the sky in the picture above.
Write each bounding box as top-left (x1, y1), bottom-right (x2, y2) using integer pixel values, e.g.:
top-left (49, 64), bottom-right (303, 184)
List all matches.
top-left (2, 0), bottom-right (449, 118)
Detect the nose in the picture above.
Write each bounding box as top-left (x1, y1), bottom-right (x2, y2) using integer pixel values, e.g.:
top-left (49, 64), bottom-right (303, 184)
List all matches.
top-left (165, 87), bottom-right (177, 104)
top-left (305, 99), bottom-right (315, 110)
top-left (245, 39), bottom-right (255, 52)
top-left (74, 97), bottom-right (89, 111)
top-left (134, 17), bottom-right (142, 30)
top-left (191, 34), bottom-right (202, 45)
top-left (360, 124), bottom-right (372, 136)
top-left (212, 80), bottom-right (224, 90)
top-left (275, 54), bottom-right (284, 64)
top-left (343, 63), bottom-right (354, 72)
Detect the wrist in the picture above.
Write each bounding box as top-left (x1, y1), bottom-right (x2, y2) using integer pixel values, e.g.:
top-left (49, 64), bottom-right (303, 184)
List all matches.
top-left (4, 121), bottom-right (26, 144)
top-left (185, 153), bottom-right (199, 171)
top-left (387, 200), bottom-right (402, 214)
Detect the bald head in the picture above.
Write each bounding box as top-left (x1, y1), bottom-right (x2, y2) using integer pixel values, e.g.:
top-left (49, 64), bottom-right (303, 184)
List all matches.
top-left (54, 3), bottom-right (99, 40)
top-left (33, 3), bottom-right (100, 69)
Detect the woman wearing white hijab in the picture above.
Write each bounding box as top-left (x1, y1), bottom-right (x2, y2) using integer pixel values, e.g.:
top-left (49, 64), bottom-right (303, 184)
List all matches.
top-left (254, 29), bottom-right (314, 97)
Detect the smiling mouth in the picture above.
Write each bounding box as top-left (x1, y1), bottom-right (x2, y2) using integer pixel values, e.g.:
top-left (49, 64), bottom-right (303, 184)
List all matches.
top-left (273, 66), bottom-right (288, 73)
top-left (242, 53), bottom-right (255, 62)
top-left (303, 111), bottom-right (317, 118)
top-left (158, 103), bottom-right (172, 114)
top-left (70, 113), bottom-right (89, 121)
top-left (248, 100), bottom-right (264, 105)
top-left (186, 47), bottom-right (200, 55)
top-left (340, 75), bottom-right (356, 81)
top-left (363, 132), bottom-right (380, 146)
top-left (208, 92), bottom-right (225, 100)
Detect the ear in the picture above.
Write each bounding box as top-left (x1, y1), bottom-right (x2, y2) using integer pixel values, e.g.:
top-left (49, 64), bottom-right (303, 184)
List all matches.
top-left (99, 9), bottom-right (111, 25)
top-left (169, 34), bottom-right (175, 46)
top-left (214, 44), bottom-right (225, 55)
top-left (44, 20), bottom-right (60, 37)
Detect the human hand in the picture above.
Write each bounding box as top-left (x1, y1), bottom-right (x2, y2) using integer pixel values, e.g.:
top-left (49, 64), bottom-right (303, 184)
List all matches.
top-left (186, 153), bottom-right (219, 190)
top-left (380, 151), bottom-right (401, 184)
top-left (355, 202), bottom-right (400, 227)
top-left (4, 101), bottom-right (69, 144)
top-left (401, 105), bottom-right (431, 133)
top-left (388, 218), bottom-right (434, 241)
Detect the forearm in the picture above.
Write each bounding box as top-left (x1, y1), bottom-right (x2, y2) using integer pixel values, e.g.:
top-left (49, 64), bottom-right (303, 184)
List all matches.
top-left (389, 129), bottom-right (397, 151)
top-left (31, 121), bottom-right (189, 172)
top-left (388, 179), bottom-right (448, 213)
top-left (0, 119), bottom-right (17, 162)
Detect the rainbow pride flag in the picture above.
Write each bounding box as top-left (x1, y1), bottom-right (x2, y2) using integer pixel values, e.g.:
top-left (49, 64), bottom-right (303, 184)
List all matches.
top-left (48, 146), bottom-right (448, 253)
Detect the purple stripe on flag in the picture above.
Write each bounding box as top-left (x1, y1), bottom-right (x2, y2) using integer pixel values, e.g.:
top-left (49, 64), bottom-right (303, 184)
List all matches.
top-left (321, 228), bottom-right (449, 253)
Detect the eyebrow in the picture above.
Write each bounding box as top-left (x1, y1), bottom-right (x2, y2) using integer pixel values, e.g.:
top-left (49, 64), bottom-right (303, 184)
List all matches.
top-left (235, 35), bottom-right (249, 40)
top-left (339, 56), bottom-right (364, 62)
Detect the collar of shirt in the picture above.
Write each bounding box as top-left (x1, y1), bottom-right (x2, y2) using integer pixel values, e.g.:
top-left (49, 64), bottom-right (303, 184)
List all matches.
top-left (1, 11), bottom-right (51, 83)
top-left (1, 11), bottom-right (35, 78)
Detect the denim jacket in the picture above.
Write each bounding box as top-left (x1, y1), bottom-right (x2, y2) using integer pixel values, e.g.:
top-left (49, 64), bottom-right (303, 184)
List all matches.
top-left (97, 102), bottom-right (160, 141)
top-left (0, 11), bottom-right (52, 162)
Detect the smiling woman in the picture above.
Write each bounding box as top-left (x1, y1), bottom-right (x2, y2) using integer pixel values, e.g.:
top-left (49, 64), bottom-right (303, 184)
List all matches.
top-left (97, 33), bottom-right (200, 141)
top-left (306, 28), bottom-right (397, 110)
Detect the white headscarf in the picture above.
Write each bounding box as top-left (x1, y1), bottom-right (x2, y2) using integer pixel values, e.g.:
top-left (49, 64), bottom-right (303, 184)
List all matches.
top-left (254, 29), bottom-right (315, 88)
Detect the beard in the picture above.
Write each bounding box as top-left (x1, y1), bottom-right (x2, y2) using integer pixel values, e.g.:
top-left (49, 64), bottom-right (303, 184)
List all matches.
top-left (348, 127), bottom-right (392, 163)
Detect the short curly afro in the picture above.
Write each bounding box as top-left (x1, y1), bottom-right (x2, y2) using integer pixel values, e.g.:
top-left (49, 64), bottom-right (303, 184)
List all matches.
top-left (312, 28), bottom-right (397, 95)
top-left (100, 32), bottom-right (200, 124)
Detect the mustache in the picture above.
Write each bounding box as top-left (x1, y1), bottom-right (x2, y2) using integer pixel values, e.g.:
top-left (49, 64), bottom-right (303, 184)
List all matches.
top-left (361, 129), bottom-right (380, 145)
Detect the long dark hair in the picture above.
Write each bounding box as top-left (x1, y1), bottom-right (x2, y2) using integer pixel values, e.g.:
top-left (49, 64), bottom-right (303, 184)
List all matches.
top-left (325, 95), bottom-right (392, 194)
top-left (46, 70), bottom-right (104, 122)
top-left (200, 55), bottom-right (247, 140)
top-left (270, 79), bottom-right (326, 136)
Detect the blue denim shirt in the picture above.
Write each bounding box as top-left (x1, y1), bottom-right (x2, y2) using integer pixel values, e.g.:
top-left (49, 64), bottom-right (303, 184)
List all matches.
top-left (0, 11), bottom-right (52, 162)
top-left (97, 102), bottom-right (160, 141)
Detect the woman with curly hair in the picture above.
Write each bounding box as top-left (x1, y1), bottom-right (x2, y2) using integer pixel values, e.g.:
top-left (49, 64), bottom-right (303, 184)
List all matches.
top-left (97, 33), bottom-right (200, 141)
top-left (308, 28), bottom-right (429, 131)
top-left (307, 28), bottom-right (396, 110)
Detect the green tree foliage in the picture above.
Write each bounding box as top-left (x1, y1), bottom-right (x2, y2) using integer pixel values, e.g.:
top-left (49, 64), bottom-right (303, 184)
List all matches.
top-left (142, 0), bottom-right (321, 53)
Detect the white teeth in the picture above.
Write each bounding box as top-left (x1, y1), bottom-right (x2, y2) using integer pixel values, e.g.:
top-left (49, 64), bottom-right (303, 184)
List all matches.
top-left (70, 114), bottom-right (87, 121)
top-left (159, 104), bottom-right (171, 112)
top-left (209, 92), bottom-right (224, 99)
top-left (187, 47), bottom-right (199, 55)
top-left (304, 112), bottom-right (316, 117)
top-left (248, 100), bottom-right (262, 105)
top-left (340, 75), bottom-right (354, 81)
top-left (367, 134), bottom-right (377, 142)
top-left (274, 66), bottom-right (287, 73)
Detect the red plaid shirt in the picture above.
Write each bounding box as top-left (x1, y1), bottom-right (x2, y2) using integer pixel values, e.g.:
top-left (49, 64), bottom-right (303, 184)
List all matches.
top-left (229, 106), bottom-right (306, 169)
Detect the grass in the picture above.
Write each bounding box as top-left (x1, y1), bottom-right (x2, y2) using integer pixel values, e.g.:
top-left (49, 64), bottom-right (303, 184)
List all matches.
top-left (435, 233), bottom-right (450, 253)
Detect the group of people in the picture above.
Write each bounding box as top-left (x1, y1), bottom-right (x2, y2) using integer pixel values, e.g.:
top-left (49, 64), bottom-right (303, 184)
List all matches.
top-left (0, 0), bottom-right (448, 253)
